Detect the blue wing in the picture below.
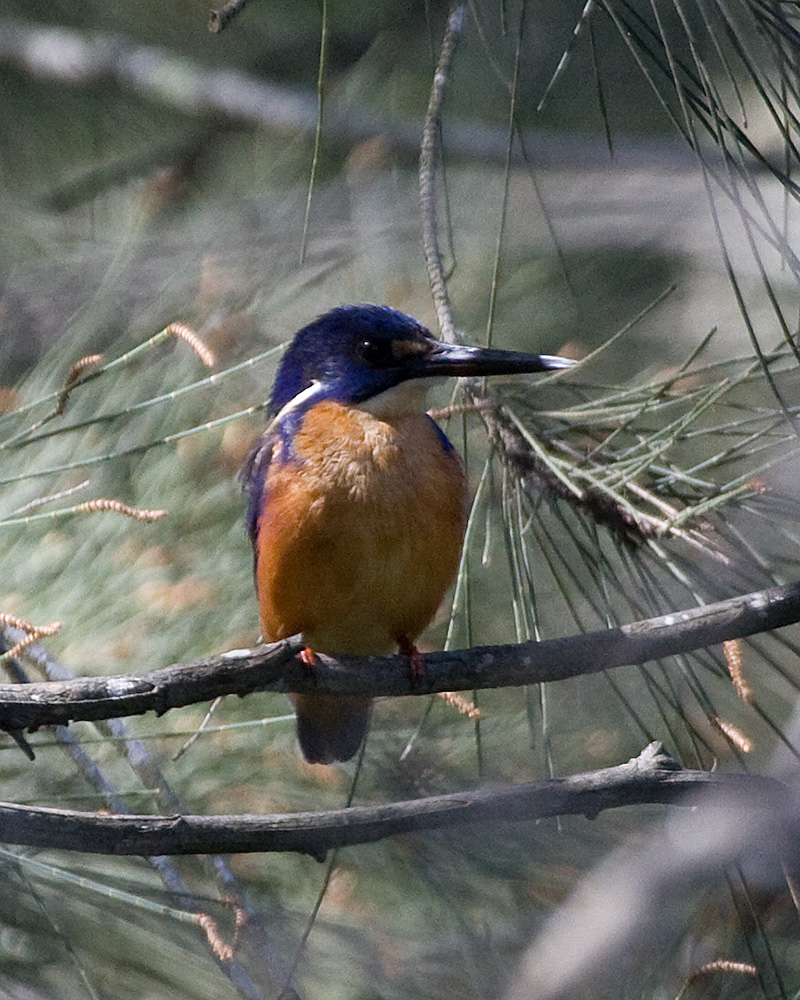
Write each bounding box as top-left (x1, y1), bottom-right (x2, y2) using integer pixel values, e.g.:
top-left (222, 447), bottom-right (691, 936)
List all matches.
top-left (240, 429), bottom-right (277, 555)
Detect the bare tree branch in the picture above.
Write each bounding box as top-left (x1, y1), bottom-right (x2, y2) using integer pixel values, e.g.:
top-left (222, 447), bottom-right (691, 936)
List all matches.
top-left (208, 0), bottom-right (251, 33)
top-left (0, 633), bottom-right (305, 734)
top-left (0, 580), bottom-right (799, 738)
top-left (0, 743), bottom-right (782, 858)
top-left (0, 19), bottom-right (692, 171)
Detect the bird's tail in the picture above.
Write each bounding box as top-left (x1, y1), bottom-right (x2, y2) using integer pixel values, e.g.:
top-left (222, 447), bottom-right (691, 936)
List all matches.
top-left (292, 694), bottom-right (371, 764)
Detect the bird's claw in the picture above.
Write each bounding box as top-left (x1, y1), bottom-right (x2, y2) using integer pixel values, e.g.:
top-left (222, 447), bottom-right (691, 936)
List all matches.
top-left (398, 636), bottom-right (425, 684)
top-left (300, 646), bottom-right (318, 669)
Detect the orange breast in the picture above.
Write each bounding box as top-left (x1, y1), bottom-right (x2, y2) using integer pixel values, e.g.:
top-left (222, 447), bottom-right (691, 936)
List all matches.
top-left (255, 401), bottom-right (467, 655)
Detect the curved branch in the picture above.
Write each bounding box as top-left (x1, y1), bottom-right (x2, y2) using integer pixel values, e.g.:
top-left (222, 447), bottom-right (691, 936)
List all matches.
top-left (0, 579), bottom-right (799, 736)
top-left (0, 744), bottom-right (782, 857)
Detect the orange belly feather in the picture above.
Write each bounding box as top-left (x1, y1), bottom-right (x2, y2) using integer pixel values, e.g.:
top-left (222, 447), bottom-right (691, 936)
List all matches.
top-left (255, 400), bottom-right (467, 762)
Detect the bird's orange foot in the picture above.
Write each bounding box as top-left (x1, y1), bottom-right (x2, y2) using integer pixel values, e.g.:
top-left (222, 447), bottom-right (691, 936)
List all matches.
top-left (300, 646), bottom-right (318, 669)
top-left (398, 636), bottom-right (425, 684)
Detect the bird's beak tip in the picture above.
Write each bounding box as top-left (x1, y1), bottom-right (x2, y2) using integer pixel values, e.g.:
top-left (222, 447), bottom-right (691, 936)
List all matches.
top-left (536, 354), bottom-right (578, 371)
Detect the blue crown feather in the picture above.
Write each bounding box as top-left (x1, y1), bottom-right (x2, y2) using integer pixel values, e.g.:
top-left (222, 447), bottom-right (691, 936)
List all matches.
top-left (268, 304), bottom-right (432, 415)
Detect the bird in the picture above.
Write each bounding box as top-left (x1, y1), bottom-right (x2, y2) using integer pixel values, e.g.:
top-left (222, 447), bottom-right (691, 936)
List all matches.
top-left (242, 304), bottom-right (574, 764)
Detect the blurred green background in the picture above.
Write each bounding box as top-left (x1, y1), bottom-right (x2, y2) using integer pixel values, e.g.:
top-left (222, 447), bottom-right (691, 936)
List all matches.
top-left (2, 2), bottom-right (800, 998)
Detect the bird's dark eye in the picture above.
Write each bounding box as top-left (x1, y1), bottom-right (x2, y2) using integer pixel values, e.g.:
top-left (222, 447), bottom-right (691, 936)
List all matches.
top-left (355, 338), bottom-right (394, 367)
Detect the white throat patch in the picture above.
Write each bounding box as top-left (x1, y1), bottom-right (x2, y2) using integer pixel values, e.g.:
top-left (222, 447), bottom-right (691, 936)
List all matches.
top-left (358, 379), bottom-right (434, 419)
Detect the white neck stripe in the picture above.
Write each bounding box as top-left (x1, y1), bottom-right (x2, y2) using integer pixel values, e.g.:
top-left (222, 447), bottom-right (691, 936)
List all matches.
top-left (266, 381), bottom-right (325, 435)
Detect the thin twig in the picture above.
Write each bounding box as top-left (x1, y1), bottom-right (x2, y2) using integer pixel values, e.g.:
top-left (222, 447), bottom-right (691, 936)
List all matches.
top-left (0, 499), bottom-right (167, 527)
top-left (0, 623), bottom-right (61, 663)
top-left (420, 4), bottom-right (466, 343)
top-left (299, 0), bottom-right (328, 265)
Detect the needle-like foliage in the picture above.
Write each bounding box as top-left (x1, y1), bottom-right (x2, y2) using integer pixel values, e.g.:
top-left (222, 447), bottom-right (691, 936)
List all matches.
top-left (4, 2), bottom-right (800, 999)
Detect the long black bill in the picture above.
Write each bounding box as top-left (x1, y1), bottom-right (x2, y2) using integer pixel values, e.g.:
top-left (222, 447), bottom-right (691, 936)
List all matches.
top-left (413, 340), bottom-right (576, 378)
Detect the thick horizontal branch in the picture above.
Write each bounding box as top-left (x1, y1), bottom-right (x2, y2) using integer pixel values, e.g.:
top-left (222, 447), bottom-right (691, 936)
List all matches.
top-left (0, 579), bottom-right (799, 736)
top-left (0, 744), bottom-right (782, 857)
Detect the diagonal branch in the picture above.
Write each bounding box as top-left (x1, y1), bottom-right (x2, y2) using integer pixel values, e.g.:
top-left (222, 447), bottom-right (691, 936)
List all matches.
top-left (0, 743), bottom-right (783, 858)
top-left (1, 580), bottom-right (799, 736)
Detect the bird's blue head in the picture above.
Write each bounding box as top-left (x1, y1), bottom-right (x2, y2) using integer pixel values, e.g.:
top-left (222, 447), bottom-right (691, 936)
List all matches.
top-left (268, 304), bottom-right (574, 419)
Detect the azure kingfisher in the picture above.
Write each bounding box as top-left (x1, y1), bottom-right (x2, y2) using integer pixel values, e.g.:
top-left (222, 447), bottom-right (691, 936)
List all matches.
top-left (242, 304), bottom-right (574, 764)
